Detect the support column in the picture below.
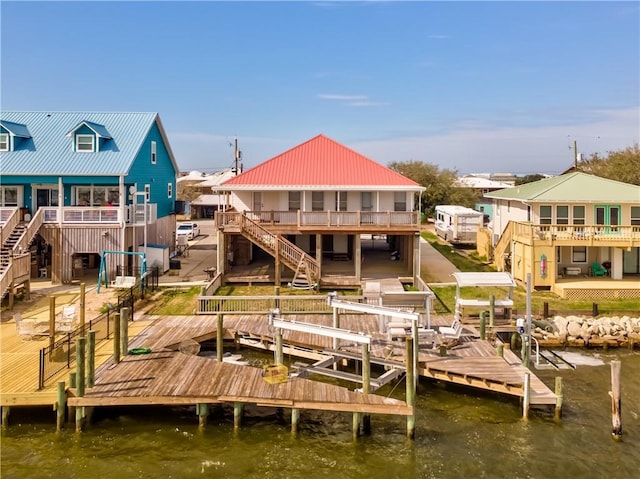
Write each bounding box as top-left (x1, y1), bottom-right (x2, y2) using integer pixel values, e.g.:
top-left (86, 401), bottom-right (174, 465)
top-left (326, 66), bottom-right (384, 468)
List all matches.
top-left (233, 402), bottom-right (244, 429)
top-left (354, 234), bottom-right (361, 282)
top-left (352, 412), bottom-right (361, 438)
top-left (315, 234), bottom-right (322, 279)
top-left (113, 312), bottom-right (121, 364)
top-left (49, 296), bottom-right (56, 350)
top-left (120, 307), bottom-right (130, 356)
top-left (522, 372), bottom-right (530, 420)
top-left (413, 233), bottom-right (420, 282)
top-left (554, 376), bottom-right (563, 421)
top-left (216, 314), bottom-right (224, 362)
top-left (197, 403), bottom-right (209, 429)
top-left (406, 337), bottom-right (416, 439)
top-left (56, 381), bottom-right (66, 431)
top-left (87, 331), bottom-right (96, 388)
top-left (80, 282), bottom-right (86, 335)
top-left (75, 337), bottom-right (86, 432)
top-left (291, 408), bottom-right (300, 435)
top-left (217, 231), bottom-right (226, 275)
top-left (1, 407), bottom-right (9, 428)
top-left (275, 328), bottom-right (283, 365)
top-left (361, 343), bottom-right (371, 435)
top-left (274, 234), bottom-right (281, 286)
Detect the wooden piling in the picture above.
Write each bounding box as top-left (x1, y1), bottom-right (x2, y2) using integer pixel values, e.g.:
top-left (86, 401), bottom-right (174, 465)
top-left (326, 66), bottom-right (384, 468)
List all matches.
top-left (233, 402), bottom-right (243, 428)
top-left (479, 311), bottom-right (486, 340)
top-left (49, 295), bottom-right (56, 350)
top-left (113, 312), bottom-right (121, 364)
top-left (87, 331), bottom-right (96, 388)
top-left (592, 302), bottom-right (599, 317)
top-left (489, 295), bottom-right (495, 327)
top-left (543, 302), bottom-right (549, 319)
top-left (352, 412), bottom-right (361, 438)
top-left (610, 360), bottom-right (622, 439)
top-left (56, 381), bottom-right (66, 431)
top-left (522, 372), bottom-right (530, 420)
top-left (291, 408), bottom-right (300, 435)
top-left (196, 403), bottom-right (209, 428)
top-left (497, 343), bottom-right (504, 357)
top-left (80, 282), bottom-right (86, 335)
top-left (406, 337), bottom-right (415, 439)
top-left (275, 328), bottom-right (283, 365)
top-left (1, 406), bottom-right (9, 428)
top-left (69, 371), bottom-right (77, 388)
top-left (362, 343), bottom-right (371, 435)
top-left (76, 337), bottom-right (86, 432)
top-left (554, 376), bottom-right (563, 420)
top-left (120, 307), bottom-right (130, 355)
top-left (216, 314), bottom-right (223, 362)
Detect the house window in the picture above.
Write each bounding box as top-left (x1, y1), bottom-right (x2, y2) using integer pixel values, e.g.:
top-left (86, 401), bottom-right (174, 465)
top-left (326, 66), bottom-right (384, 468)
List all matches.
top-left (539, 205), bottom-right (552, 225)
top-left (167, 183), bottom-right (173, 199)
top-left (288, 191), bottom-right (300, 211)
top-left (151, 141), bottom-right (157, 164)
top-left (556, 205), bottom-right (569, 225)
top-left (361, 192), bottom-right (373, 211)
top-left (394, 191), bottom-right (407, 211)
top-left (76, 134), bottom-right (95, 152)
top-left (145, 184), bottom-right (150, 202)
top-left (573, 206), bottom-right (585, 225)
top-left (76, 186), bottom-right (119, 206)
top-left (631, 206), bottom-right (640, 226)
top-left (0, 133), bottom-right (8, 152)
top-left (335, 191), bottom-right (347, 211)
top-left (1, 186), bottom-right (18, 206)
top-left (572, 246), bottom-right (587, 263)
top-left (312, 191), bottom-right (324, 211)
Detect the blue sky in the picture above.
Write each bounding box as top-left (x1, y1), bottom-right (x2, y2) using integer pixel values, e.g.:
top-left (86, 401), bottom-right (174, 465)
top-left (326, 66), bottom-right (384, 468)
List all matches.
top-left (2, 1), bottom-right (638, 175)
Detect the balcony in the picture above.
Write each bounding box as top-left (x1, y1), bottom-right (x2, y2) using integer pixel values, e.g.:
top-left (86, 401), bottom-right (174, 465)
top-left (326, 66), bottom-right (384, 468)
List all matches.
top-left (40, 204), bottom-right (157, 225)
top-left (216, 210), bottom-right (420, 233)
top-left (512, 222), bottom-right (640, 248)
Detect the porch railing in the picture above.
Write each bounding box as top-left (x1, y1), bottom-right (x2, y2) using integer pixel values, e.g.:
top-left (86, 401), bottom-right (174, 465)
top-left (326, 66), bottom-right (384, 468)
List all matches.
top-left (217, 210), bottom-right (419, 229)
top-left (0, 207), bottom-right (19, 244)
top-left (513, 222), bottom-right (640, 244)
top-left (40, 204), bottom-right (157, 225)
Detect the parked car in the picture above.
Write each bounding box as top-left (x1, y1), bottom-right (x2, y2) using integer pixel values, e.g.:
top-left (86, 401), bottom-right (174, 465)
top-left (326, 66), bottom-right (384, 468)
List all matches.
top-left (176, 222), bottom-right (200, 240)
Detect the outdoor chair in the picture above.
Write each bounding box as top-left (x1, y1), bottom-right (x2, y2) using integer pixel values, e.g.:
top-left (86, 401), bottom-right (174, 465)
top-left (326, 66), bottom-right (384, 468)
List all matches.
top-left (591, 262), bottom-right (607, 277)
top-left (56, 306), bottom-right (76, 333)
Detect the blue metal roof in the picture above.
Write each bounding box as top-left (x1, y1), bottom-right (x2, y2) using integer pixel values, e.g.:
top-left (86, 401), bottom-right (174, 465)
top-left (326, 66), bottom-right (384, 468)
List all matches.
top-left (0, 120), bottom-right (32, 138)
top-left (0, 112), bottom-right (175, 176)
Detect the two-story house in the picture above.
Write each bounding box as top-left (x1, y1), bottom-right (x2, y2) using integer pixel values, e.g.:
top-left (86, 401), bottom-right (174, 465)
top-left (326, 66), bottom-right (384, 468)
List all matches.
top-left (0, 112), bottom-right (178, 296)
top-left (214, 134), bottom-right (425, 288)
top-left (485, 172), bottom-right (640, 299)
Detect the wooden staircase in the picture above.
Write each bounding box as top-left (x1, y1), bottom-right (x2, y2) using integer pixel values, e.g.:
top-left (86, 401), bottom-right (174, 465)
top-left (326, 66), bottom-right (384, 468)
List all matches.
top-left (238, 215), bottom-right (319, 288)
top-left (492, 221), bottom-right (514, 271)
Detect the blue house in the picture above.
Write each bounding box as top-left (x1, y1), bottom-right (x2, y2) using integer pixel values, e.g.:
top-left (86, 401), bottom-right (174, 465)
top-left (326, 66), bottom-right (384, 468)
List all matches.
top-left (0, 112), bottom-right (178, 290)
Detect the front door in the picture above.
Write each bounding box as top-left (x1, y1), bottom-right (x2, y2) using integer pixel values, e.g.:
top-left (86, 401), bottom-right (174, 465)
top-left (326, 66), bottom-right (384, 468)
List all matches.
top-left (35, 187), bottom-right (58, 209)
top-left (595, 205), bottom-right (620, 234)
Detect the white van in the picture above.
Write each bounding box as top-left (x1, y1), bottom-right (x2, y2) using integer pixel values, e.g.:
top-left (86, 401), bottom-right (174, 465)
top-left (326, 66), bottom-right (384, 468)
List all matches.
top-left (434, 205), bottom-right (483, 245)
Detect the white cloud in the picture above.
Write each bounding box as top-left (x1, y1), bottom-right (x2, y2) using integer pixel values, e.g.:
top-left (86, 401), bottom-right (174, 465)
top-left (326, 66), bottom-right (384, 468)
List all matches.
top-left (317, 94), bottom-right (369, 101)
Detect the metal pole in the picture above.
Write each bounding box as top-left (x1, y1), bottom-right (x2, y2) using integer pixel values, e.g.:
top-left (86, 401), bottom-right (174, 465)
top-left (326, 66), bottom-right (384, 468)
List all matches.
top-left (526, 273), bottom-right (532, 366)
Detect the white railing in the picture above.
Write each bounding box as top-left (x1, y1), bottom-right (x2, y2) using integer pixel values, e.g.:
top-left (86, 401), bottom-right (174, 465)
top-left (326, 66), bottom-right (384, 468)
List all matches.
top-left (514, 222), bottom-right (640, 243)
top-left (39, 204), bottom-right (157, 224)
top-left (0, 208), bottom-right (19, 244)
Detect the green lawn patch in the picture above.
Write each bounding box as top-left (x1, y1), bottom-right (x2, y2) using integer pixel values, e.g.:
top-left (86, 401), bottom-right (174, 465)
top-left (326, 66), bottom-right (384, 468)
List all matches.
top-left (421, 232), bottom-right (494, 272)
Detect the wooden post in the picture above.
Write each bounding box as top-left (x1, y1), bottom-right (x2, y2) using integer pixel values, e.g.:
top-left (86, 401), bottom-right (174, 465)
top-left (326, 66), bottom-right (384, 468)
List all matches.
top-left (522, 372), bottom-right (530, 420)
top-left (76, 337), bottom-right (86, 432)
top-left (479, 311), bottom-right (486, 340)
top-left (362, 343), bottom-right (371, 435)
top-left (275, 328), bottom-right (283, 365)
top-left (69, 371), bottom-right (77, 388)
top-left (87, 331), bottom-right (96, 388)
top-left (352, 412), bottom-right (361, 438)
top-left (406, 337), bottom-right (415, 439)
top-left (291, 408), bottom-right (300, 435)
top-left (196, 403), bottom-right (209, 429)
top-left (1, 407), bottom-right (9, 428)
top-left (489, 294), bottom-right (495, 327)
top-left (510, 332), bottom-right (518, 351)
top-left (332, 305), bottom-right (339, 351)
top-left (216, 314), bottom-right (223, 362)
top-left (592, 302), bottom-right (599, 317)
top-left (233, 402), bottom-right (243, 429)
top-left (497, 343), bottom-right (504, 357)
top-left (120, 307), bottom-right (130, 356)
top-left (610, 360), bottom-right (622, 439)
top-left (56, 381), bottom-right (66, 431)
top-left (543, 302), bottom-right (549, 319)
top-left (49, 295), bottom-right (56, 349)
top-left (113, 312), bottom-right (121, 364)
top-left (80, 282), bottom-right (86, 335)
top-left (554, 376), bottom-right (563, 421)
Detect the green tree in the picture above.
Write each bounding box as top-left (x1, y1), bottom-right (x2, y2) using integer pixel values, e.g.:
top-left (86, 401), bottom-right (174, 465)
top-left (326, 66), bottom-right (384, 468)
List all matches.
top-left (580, 144), bottom-right (640, 186)
top-left (388, 161), bottom-right (479, 218)
top-left (515, 174), bottom-right (546, 185)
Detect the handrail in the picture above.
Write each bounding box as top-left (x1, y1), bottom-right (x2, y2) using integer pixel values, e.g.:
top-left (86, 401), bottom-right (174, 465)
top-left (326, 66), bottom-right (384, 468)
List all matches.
top-left (14, 208), bottom-right (44, 253)
top-left (0, 207), bottom-right (19, 245)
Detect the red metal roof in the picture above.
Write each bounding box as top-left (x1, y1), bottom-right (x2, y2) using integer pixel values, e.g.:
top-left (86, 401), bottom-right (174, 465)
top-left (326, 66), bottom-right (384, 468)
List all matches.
top-left (221, 134), bottom-right (422, 188)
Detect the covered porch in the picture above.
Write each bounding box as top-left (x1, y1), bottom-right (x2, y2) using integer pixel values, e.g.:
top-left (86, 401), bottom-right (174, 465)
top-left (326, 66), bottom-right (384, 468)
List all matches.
top-left (552, 276), bottom-right (640, 300)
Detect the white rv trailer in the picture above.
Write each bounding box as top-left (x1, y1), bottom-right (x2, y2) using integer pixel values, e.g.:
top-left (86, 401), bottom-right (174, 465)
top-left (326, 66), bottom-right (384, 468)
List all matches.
top-left (434, 205), bottom-right (483, 245)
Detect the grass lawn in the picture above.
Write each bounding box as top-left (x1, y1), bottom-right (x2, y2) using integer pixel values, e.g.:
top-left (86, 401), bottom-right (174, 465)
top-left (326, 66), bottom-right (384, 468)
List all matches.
top-left (145, 286), bottom-right (202, 315)
top-left (421, 231), bottom-right (494, 272)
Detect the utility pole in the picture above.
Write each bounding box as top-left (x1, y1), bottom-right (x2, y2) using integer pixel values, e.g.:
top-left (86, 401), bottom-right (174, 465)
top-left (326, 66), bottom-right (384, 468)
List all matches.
top-left (574, 140), bottom-right (579, 169)
top-left (234, 138), bottom-right (242, 175)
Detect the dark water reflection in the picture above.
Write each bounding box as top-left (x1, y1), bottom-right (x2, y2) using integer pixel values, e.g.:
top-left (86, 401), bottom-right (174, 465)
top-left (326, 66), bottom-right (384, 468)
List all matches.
top-left (2, 350), bottom-right (638, 479)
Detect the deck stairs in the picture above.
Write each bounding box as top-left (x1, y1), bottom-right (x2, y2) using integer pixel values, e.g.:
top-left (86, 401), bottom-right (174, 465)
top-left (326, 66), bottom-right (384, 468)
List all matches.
top-left (493, 221), bottom-right (514, 271)
top-left (238, 214), bottom-right (319, 287)
top-left (1, 210), bottom-right (44, 299)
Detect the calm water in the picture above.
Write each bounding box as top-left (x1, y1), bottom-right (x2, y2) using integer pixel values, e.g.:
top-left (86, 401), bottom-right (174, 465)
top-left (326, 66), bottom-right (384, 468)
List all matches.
top-left (2, 350), bottom-right (639, 479)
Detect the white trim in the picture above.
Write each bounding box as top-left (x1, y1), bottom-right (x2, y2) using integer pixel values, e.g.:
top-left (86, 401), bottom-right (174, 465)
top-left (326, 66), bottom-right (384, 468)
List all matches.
top-left (76, 134), bottom-right (95, 152)
top-left (0, 133), bottom-right (9, 152)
